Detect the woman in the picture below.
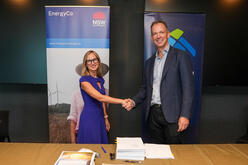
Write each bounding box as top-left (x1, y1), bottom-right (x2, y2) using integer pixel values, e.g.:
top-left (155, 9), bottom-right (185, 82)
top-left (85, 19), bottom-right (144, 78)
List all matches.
top-left (77, 50), bottom-right (126, 144)
top-left (67, 61), bottom-right (109, 144)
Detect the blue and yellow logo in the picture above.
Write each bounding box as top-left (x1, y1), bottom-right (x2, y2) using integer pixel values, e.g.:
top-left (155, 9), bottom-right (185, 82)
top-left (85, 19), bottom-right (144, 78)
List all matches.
top-left (168, 29), bottom-right (196, 57)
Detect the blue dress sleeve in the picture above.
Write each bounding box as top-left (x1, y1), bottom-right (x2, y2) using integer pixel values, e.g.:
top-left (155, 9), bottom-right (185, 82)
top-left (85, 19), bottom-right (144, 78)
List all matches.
top-left (80, 76), bottom-right (91, 83)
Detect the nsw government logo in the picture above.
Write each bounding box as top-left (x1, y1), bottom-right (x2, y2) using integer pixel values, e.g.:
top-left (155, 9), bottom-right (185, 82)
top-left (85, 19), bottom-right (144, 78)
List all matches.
top-left (92, 12), bottom-right (106, 27)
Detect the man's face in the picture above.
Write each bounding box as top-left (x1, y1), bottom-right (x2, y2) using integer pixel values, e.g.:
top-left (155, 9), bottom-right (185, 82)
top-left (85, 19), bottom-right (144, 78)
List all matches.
top-left (151, 23), bottom-right (170, 50)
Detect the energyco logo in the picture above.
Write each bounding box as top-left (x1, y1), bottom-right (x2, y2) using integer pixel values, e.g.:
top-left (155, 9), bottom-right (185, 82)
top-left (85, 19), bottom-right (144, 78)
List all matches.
top-left (168, 29), bottom-right (196, 57)
top-left (48, 11), bottom-right (74, 17)
top-left (92, 12), bottom-right (106, 27)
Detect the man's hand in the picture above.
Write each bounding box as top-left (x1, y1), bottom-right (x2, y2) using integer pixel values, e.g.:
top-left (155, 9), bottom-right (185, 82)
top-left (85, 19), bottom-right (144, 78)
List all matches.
top-left (122, 98), bottom-right (134, 111)
top-left (177, 116), bottom-right (189, 132)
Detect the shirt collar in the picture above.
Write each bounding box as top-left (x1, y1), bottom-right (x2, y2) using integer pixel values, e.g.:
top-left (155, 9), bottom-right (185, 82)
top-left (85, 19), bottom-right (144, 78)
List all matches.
top-left (156, 44), bottom-right (170, 59)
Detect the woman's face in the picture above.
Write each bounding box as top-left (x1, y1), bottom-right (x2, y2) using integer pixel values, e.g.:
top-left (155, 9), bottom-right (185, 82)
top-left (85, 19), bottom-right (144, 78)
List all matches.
top-left (86, 53), bottom-right (99, 72)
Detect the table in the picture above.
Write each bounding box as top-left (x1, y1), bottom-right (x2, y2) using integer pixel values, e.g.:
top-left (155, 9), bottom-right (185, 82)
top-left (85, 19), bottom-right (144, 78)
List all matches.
top-left (0, 143), bottom-right (248, 165)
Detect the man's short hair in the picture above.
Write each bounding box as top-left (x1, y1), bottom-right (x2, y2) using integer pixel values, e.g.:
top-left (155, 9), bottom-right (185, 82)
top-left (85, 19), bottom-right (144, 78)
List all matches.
top-left (151, 20), bottom-right (168, 33)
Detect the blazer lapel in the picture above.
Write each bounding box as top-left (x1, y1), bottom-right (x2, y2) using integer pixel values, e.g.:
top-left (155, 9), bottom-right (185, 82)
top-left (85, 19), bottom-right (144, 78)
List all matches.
top-left (162, 47), bottom-right (174, 80)
top-left (149, 55), bottom-right (156, 86)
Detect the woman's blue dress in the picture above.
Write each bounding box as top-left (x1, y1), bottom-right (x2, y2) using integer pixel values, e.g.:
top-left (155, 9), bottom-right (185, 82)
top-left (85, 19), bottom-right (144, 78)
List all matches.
top-left (77, 75), bottom-right (108, 144)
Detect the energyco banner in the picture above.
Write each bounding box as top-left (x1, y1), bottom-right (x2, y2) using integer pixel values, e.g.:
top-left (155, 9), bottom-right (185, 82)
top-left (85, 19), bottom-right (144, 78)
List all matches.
top-left (45, 6), bottom-right (110, 143)
top-left (144, 12), bottom-right (205, 143)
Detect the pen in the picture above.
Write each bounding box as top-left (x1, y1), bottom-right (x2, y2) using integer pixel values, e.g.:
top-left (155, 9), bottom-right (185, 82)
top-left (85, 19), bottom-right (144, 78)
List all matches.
top-left (101, 145), bottom-right (107, 153)
top-left (124, 160), bottom-right (142, 163)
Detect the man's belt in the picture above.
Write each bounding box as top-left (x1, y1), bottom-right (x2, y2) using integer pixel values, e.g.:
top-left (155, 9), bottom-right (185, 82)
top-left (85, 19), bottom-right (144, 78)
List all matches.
top-left (151, 104), bottom-right (162, 108)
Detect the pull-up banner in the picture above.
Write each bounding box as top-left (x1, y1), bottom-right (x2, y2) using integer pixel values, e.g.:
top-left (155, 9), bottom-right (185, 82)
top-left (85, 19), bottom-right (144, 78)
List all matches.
top-left (45, 6), bottom-right (110, 143)
top-left (144, 12), bottom-right (205, 143)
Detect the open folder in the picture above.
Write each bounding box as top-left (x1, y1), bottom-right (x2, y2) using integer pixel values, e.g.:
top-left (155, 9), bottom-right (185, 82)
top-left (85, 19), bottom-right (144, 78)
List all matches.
top-left (144, 143), bottom-right (174, 159)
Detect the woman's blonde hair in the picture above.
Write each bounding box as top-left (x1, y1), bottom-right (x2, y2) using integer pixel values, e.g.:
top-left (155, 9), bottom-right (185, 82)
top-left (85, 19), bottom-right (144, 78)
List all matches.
top-left (81, 50), bottom-right (103, 77)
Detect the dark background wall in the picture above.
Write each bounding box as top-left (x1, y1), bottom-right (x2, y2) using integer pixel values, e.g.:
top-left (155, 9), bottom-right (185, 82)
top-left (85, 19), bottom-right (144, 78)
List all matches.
top-left (0, 84), bottom-right (48, 142)
top-left (0, 0), bottom-right (248, 143)
top-left (146, 0), bottom-right (248, 86)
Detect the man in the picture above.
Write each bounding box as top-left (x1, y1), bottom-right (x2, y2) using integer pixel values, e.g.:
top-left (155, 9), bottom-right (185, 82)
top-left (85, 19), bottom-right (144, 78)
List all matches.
top-left (125, 20), bottom-right (194, 144)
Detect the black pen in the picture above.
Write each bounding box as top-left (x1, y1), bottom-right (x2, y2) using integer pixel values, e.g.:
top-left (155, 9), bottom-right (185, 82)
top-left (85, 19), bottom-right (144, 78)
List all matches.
top-left (124, 160), bottom-right (142, 163)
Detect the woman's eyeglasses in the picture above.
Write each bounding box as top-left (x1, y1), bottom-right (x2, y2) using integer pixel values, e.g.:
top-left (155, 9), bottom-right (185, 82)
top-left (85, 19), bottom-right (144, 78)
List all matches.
top-left (86, 58), bottom-right (99, 64)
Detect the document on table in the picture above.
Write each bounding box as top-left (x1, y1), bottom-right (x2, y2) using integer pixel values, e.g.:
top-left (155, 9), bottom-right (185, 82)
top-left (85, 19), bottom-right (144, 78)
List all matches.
top-left (116, 137), bottom-right (145, 160)
top-left (144, 143), bottom-right (174, 159)
top-left (54, 151), bottom-right (96, 165)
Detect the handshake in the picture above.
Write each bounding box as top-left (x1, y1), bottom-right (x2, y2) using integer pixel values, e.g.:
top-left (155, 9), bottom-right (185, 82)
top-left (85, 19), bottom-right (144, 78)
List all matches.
top-left (121, 99), bottom-right (135, 111)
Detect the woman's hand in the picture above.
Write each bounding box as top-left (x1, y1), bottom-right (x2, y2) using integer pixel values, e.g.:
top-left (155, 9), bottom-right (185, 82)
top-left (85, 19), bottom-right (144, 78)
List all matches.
top-left (105, 118), bottom-right (110, 132)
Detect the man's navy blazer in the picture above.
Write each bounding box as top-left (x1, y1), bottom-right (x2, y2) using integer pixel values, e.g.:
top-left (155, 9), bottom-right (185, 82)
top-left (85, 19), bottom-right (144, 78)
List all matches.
top-left (133, 46), bottom-right (194, 123)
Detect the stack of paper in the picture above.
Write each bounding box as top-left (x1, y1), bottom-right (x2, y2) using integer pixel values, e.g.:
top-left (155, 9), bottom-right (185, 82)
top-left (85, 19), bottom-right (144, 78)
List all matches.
top-left (116, 137), bottom-right (145, 160)
top-left (144, 143), bottom-right (174, 159)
